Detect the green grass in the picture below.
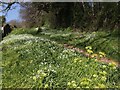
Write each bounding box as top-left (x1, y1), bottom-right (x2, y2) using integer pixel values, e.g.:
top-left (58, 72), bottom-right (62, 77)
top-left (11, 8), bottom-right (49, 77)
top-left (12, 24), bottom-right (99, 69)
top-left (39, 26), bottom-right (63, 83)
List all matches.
top-left (13, 28), bottom-right (119, 62)
top-left (42, 30), bottom-right (119, 62)
top-left (1, 29), bottom-right (120, 88)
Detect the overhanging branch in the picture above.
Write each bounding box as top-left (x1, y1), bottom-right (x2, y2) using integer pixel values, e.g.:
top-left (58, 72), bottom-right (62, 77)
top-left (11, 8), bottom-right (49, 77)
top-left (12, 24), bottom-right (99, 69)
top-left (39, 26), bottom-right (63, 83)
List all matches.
top-left (0, 2), bottom-right (19, 13)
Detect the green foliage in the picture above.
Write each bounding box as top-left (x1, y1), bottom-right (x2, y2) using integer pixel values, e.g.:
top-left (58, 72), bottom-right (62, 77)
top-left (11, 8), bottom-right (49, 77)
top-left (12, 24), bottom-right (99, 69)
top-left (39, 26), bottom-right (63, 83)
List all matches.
top-left (37, 29), bottom-right (119, 61)
top-left (10, 28), bottom-right (37, 35)
top-left (1, 30), bottom-right (120, 88)
top-left (20, 2), bottom-right (119, 30)
top-left (10, 28), bottom-right (120, 61)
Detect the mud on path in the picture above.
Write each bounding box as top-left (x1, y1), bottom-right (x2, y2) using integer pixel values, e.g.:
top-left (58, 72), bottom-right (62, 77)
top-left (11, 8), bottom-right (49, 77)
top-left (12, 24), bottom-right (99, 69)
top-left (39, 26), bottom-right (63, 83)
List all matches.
top-left (63, 44), bottom-right (120, 67)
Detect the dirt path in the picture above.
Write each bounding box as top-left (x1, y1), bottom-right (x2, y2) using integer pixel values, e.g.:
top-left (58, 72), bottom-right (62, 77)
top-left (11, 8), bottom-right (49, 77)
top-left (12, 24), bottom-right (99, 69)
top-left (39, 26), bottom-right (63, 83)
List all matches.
top-left (63, 44), bottom-right (120, 67)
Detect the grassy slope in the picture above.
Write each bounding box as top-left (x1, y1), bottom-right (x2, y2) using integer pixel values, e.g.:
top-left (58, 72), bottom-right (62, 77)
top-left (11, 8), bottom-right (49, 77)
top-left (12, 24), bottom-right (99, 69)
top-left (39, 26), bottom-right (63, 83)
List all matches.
top-left (10, 28), bottom-right (119, 61)
top-left (1, 28), bottom-right (120, 88)
top-left (41, 29), bottom-right (120, 62)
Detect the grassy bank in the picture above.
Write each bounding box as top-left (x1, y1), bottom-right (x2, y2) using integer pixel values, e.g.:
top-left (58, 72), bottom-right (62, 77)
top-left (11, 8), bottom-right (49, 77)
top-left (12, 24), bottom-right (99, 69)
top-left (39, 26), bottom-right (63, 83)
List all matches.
top-left (10, 28), bottom-right (119, 62)
top-left (1, 28), bottom-right (120, 88)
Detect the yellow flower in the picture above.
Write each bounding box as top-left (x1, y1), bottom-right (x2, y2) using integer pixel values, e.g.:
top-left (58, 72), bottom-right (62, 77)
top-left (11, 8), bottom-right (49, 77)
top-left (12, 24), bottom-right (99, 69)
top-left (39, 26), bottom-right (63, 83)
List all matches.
top-left (87, 49), bottom-right (93, 54)
top-left (99, 55), bottom-right (103, 58)
top-left (100, 71), bottom-right (107, 75)
top-left (85, 46), bottom-right (92, 50)
top-left (42, 72), bottom-right (47, 77)
top-left (94, 59), bottom-right (98, 62)
top-left (102, 65), bottom-right (107, 68)
top-left (80, 81), bottom-right (89, 85)
top-left (67, 82), bottom-right (71, 86)
top-left (30, 60), bottom-right (33, 63)
top-left (113, 66), bottom-right (117, 69)
top-left (91, 54), bottom-right (98, 58)
top-left (99, 52), bottom-right (106, 57)
top-left (37, 70), bottom-right (41, 74)
top-left (94, 86), bottom-right (99, 88)
top-left (71, 81), bottom-right (76, 84)
top-left (101, 76), bottom-right (107, 81)
top-left (103, 71), bottom-right (107, 75)
top-left (74, 58), bottom-right (78, 63)
top-left (33, 76), bottom-right (37, 81)
top-left (44, 84), bottom-right (49, 88)
top-left (111, 61), bottom-right (117, 66)
top-left (93, 74), bottom-right (98, 78)
top-left (98, 84), bottom-right (106, 88)
top-left (109, 62), bottom-right (117, 70)
top-left (109, 62), bottom-right (117, 67)
top-left (85, 86), bottom-right (89, 88)
top-left (44, 67), bottom-right (47, 70)
top-left (72, 83), bottom-right (77, 87)
top-left (79, 60), bottom-right (82, 63)
top-left (74, 58), bottom-right (82, 63)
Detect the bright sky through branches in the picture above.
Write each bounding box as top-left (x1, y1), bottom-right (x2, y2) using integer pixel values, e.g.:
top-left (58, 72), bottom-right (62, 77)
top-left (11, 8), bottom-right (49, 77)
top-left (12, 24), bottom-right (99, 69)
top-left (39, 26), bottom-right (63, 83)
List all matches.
top-left (0, 3), bottom-right (21, 22)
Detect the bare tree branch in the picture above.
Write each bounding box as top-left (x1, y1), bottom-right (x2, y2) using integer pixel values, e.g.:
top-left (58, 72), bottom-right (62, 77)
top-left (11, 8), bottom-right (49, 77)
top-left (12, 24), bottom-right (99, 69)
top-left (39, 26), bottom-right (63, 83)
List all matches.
top-left (0, 2), bottom-right (19, 13)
